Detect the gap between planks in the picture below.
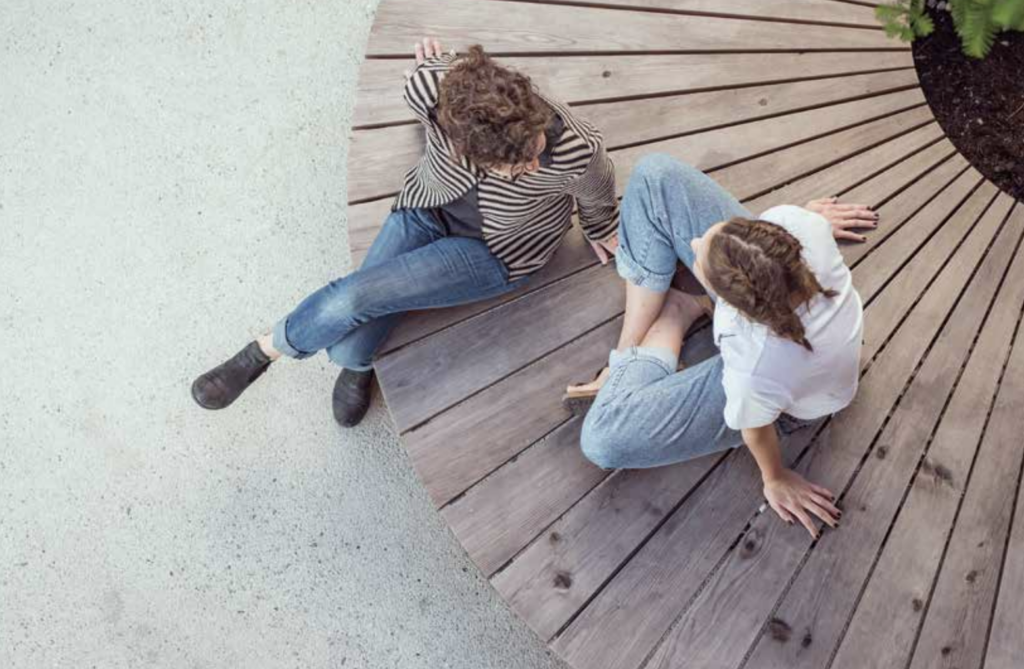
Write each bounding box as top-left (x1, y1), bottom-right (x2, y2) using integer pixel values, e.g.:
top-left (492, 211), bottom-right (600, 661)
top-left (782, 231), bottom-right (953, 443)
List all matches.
top-left (727, 200), bottom-right (1024, 669)
top-left (483, 0), bottom-right (886, 30)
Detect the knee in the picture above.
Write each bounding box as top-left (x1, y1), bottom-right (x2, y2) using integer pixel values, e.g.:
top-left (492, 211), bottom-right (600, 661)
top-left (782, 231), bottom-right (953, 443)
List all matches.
top-left (633, 153), bottom-right (699, 187)
top-left (305, 279), bottom-right (371, 330)
top-left (580, 411), bottom-right (628, 470)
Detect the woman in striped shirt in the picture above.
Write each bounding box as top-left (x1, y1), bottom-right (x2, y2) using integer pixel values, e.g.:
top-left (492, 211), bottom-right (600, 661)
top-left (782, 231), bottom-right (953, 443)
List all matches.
top-left (192, 39), bottom-right (620, 427)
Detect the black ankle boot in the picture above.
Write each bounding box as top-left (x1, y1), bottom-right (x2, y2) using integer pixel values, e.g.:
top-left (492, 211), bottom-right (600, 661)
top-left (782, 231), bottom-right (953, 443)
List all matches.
top-left (332, 368), bottom-right (375, 427)
top-left (192, 341), bottom-right (273, 410)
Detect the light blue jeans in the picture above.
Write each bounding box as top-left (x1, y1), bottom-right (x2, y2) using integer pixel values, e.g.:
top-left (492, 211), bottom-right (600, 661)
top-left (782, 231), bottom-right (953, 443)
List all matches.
top-left (272, 208), bottom-right (525, 370)
top-left (581, 154), bottom-right (755, 469)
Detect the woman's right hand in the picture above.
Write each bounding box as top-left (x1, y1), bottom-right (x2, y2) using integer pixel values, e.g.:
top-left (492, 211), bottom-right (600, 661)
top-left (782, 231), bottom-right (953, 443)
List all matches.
top-left (404, 38), bottom-right (453, 79)
top-left (763, 468), bottom-right (841, 538)
top-left (414, 37), bottom-right (445, 65)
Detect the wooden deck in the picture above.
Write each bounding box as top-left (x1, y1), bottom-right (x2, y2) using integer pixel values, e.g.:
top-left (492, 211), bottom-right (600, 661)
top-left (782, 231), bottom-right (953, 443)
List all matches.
top-left (348, 1), bottom-right (1024, 667)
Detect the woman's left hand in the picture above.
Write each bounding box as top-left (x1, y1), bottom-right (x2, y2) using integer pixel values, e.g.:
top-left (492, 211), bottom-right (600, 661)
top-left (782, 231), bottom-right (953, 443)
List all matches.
top-left (591, 233), bottom-right (619, 265)
top-left (805, 197), bottom-right (879, 243)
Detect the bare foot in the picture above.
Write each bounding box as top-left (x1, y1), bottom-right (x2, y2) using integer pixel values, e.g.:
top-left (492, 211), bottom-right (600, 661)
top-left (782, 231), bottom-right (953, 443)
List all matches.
top-left (567, 366), bottom-right (610, 396)
top-left (664, 288), bottom-right (708, 330)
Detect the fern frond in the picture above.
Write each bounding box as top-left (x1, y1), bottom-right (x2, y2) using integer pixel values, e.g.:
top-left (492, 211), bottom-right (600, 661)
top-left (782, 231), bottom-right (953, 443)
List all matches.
top-left (992, 0), bottom-right (1024, 28)
top-left (912, 12), bottom-right (936, 35)
top-left (959, 2), bottom-right (1000, 57)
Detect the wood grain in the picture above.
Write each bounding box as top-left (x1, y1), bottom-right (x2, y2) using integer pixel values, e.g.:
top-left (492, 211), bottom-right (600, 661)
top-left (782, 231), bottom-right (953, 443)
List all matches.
top-left (729, 196), bottom-right (1018, 669)
top-left (355, 52), bottom-right (912, 128)
top-left (376, 262), bottom-right (623, 431)
top-left (531, 0), bottom-right (880, 27)
top-left (830, 206), bottom-right (1024, 669)
top-left (368, 0), bottom-right (901, 56)
top-left (347, 80), bottom-right (924, 205)
top-left (908, 210), bottom-right (1024, 669)
top-left (550, 183), bottom-right (1008, 669)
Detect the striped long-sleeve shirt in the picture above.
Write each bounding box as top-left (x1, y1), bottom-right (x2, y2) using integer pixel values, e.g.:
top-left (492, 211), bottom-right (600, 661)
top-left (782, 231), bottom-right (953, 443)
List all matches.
top-left (392, 53), bottom-right (620, 280)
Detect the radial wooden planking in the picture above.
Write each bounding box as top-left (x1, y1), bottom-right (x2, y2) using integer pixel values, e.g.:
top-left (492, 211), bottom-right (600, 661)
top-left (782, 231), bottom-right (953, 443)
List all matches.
top-left (347, 1), bottom-right (1024, 667)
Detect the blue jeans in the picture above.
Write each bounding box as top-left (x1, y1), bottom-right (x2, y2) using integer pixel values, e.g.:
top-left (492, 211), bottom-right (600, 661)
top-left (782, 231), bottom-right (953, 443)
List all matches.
top-left (581, 154), bottom-right (752, 469)
top-left (272, 208), bottom-right (524, 370)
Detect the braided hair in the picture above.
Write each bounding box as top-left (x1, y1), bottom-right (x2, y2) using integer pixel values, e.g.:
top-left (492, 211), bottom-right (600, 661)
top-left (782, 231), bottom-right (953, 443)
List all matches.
top-left (704, 217), bottom-right (838, 352)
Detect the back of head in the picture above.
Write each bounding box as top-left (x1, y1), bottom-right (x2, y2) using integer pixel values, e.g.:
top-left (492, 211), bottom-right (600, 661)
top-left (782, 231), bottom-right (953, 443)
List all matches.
top-left (705, 217), bottom-right (838, 351)
top-left (436, 44), bottom-right (554, 169)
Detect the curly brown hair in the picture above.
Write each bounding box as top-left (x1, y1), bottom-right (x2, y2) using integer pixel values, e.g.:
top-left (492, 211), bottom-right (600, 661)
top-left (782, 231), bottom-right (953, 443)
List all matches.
top-left (436, 45), bottom-right (554, 169)
top-left (705, 218), bottom-right (838, 352)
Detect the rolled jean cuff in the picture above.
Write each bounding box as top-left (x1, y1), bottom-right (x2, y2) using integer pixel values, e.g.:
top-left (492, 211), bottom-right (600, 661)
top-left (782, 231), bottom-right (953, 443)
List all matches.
top-left (326, 348), bottom-right (373, 372)
top-left (271, 317), bottom-right (315, 360)
top-left (614, 249), bottom-right (674, 292)
top-left (609, 345), bottom-right (678, 376)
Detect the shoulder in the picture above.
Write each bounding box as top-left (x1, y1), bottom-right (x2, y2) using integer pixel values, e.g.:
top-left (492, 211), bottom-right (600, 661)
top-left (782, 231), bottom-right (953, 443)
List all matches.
top-left (759, 204), bottom-right (839, 258)
top-left (537, 90), bottom-right (603, 154)
top-left (759, 205), bottom-right (824, 233)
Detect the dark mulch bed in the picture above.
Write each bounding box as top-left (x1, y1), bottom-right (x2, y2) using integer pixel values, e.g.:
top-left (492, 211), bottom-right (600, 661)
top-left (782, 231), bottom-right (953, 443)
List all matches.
top-left (913, 10), bottom-right (1024, 200)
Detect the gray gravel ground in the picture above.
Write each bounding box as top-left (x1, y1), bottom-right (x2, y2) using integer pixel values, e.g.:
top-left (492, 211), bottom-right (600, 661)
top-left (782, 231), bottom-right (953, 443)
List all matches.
top-left (0, 1), bottom-right (568, 667)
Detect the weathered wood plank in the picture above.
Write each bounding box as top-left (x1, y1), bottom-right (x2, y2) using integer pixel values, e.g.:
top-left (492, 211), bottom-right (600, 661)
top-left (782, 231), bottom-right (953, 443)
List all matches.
top-left (842, 154), bottom-right (971, 268)
top-left (348, 80), bottom-right (924, 204)
top-left (850, 167), bottom-right (984, 302)
top-left (494, 428), bottom-right (816, 643)
top-left (534, 0), bottom-right (880, 27)
top-left (829, 206), bottom-right (1024, 669)
top-left (549, 181), bottom-right (1005, 669)
top-left (985, 334), bottom-right (1024, 668)
top-left (908, 227), bottom-right (1024, 669)
top-left (376, 262), bottom-right (622, 431)
top-left (859, 182), bottom-right (998, 363)
top-left (440, 322), bottom-right (719, 572)
top-left (696, 102), bottom-right (932, 204)
top-left (404, 316), bottom-right (618, 507)
top-left (742, 128), bottom-right (950, 215)
top-left (582, 68), bottom-right (920, 149)
top-left (441, 417), bottom-right (605, 576)
top-left (368, 0), bottom-right (901, 56)
top-left (715, 195), bottom-right (1019, 669)
top-left (355, 52), bottom-right (913, 128)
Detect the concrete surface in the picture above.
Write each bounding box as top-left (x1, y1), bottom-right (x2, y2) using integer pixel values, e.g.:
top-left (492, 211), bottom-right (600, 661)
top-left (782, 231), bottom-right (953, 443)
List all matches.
top-left (0, 2), bottom-right (567, 667)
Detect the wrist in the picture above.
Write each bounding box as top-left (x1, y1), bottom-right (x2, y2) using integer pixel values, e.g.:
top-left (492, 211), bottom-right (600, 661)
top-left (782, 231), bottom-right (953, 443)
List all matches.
top-left (761, 465), bottom-right (787, 485)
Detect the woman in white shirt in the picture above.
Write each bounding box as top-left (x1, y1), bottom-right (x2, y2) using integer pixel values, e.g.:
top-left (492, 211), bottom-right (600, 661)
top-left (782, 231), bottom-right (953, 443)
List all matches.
top-left (577, 153), bottom-right (873, 538)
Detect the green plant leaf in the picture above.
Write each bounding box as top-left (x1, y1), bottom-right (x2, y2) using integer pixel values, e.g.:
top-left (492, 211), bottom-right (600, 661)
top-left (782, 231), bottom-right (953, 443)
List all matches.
top-left (960, 3), bottom-right (999, 57)
top-left (912, 13), bottom-right (936, 35)
top-left (992, 0), bottom-right (1024, 27)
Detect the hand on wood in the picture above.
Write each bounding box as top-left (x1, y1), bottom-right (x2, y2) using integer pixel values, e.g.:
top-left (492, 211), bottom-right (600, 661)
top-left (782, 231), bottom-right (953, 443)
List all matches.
top-left (763, 468), bottom-right (841, 539)
top-left (404, 38), bottom-right (454, 79)
top-left (591, 233), bottom-right (619, 265)
top-left (805, 196), bottom-right (879, 243)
